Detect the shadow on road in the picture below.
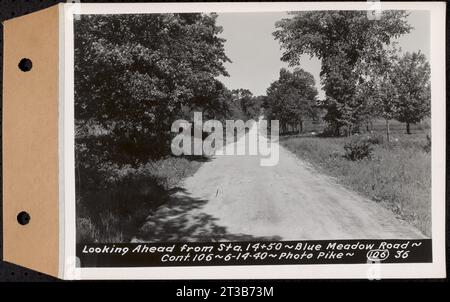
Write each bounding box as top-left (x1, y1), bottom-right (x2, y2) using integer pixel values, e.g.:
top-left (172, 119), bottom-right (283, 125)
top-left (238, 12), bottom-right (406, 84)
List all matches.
top-left (134, 188), bottom-right (282, 242)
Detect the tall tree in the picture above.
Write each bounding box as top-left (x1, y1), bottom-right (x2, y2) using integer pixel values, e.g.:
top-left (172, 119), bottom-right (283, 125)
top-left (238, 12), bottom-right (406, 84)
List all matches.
top-left (266, 68), bottom-right (318, 134)
top-left (355, 46), bottom-right (400, 141)
top-left (74, 13), bottom-right (230, 161)
top-left (393, 52), bottom-right (431, 134)
top-left (274, 11), bottom-right (411, 135)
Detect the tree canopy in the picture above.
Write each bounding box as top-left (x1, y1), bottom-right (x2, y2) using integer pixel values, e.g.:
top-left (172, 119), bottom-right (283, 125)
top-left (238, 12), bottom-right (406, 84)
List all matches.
top-left (75, 13), bottom-right (231, 160)
top-left (265, 68), bottom-right (318, 133)
top-left (393, 52), bottom-right (431, 133)
top-left (274, 11), bottom-right (412, 135)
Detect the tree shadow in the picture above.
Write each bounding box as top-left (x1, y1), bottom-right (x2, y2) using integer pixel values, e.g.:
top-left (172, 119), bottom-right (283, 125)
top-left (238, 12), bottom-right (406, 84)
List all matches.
top-left (133, 189), bottom-right (282, 242)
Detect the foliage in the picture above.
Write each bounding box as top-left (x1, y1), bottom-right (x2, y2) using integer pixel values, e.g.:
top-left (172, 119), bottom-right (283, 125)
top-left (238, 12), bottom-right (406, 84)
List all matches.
top-left (231, 89), bottom-right (265, 120)
top-left (76, 157), bottom-right (202, 242)
top-left (366, 133), bottom-right (384, 145)
top-left (75, 13), bottom-right (231, 161)
top-left (74, 14), bottom-right (239, 242)
top-left (357, 46), bottom-right (400, 120)
top-left (265, 68), bottom-right (318, 133)
top-left (393, 52), bottom-right (431, 133)
top-left (274, 11), bottom-right (412, 135)
top-left (355, 50), bottom-right (431, 139)
top-left (343, 137), bottom-right (374, 161)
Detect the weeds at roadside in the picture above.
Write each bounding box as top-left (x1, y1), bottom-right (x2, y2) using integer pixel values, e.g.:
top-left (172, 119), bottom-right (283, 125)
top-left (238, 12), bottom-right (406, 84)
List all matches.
top-left (281, 121), bottom-right (431, 236)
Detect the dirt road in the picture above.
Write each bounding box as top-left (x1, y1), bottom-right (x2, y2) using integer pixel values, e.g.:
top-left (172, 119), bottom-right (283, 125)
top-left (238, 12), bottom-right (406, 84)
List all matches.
top-left (135, 121), bottom-right (425, 242)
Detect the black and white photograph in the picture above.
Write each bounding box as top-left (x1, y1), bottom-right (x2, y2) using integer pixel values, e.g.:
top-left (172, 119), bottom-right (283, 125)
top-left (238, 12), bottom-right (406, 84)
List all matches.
top-left (64, 2), bottom-right (446, 279)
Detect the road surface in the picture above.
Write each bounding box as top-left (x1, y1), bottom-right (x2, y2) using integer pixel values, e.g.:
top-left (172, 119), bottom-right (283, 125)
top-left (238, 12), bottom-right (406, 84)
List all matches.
top-left (134, 121), bottom-right (425, 242)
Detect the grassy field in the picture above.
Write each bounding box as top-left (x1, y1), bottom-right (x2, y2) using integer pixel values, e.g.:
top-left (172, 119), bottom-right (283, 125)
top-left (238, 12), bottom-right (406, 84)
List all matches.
top-left (281, 119), bottom-right (431, 236)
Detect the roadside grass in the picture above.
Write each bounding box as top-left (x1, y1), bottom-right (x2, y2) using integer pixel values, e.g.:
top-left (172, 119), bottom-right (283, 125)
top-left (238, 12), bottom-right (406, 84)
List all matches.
top-left (76, 156), bottom-right (203, 243)
top-left (280, 120), bottom-right (431, 236)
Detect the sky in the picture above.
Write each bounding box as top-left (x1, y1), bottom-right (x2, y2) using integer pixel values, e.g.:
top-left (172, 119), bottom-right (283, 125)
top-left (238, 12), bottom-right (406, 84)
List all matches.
top-left (216, 11), bottom-right (430, 98)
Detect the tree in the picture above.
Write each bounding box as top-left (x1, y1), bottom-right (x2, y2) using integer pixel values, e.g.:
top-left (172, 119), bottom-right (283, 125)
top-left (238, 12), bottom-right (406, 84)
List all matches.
top-left (393, 52), bottom-right (431, 134)
top-left (248, 95), bottom-right (266, 119)
top-left (74, 13), bottom-right (230, 162)
top-left (357, 50), bottom-right (431, 140)
top-left (230, 89), bottom-right (265, 120)
top-left (266, 68), bottom-right (318, 134)
top-left (231, 89), bottom-right (254, 120)
top-left (355, 46), bottom-right (400, 141)
top-left (274, 11), bottom-right (411, 135)
top-left (368, 72), bottom-right (399, 142)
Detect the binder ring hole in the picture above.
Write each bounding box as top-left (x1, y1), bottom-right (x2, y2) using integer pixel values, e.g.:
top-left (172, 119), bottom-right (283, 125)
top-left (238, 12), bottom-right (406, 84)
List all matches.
top-left (17, 211), bottom-right (31, 225)
top-left (18, 58), bottom-right (33, 72)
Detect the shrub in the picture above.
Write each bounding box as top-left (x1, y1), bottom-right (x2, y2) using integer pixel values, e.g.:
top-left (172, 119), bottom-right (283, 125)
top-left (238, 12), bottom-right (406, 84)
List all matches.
top-left (366, 134), bottom-right (384, 145)
top-left (343, 137), bottom-right (373, 161)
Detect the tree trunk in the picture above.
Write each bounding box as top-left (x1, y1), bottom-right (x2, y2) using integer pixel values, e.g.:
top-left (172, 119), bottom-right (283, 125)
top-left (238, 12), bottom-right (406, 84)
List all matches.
top-left (406, 122), bottom-right (411, 134)
top-left (299, 120), bottom-right (303, 133)
top-left (386, 119), bottom-right (390, 142)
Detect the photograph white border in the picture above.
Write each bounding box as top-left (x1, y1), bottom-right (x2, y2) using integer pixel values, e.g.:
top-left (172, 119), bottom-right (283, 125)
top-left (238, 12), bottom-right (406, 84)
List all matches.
top-left (61, 2), bottom-right (446, 280)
